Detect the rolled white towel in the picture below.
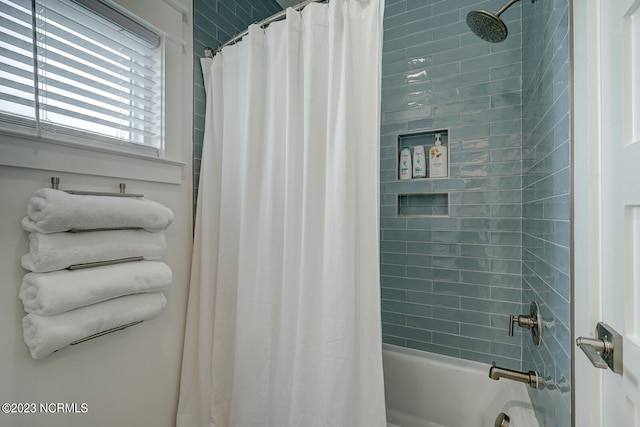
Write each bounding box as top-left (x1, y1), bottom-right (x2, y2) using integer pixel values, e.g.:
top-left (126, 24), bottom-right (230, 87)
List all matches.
top-left (20, 261), bottom-right (173, 315)
top-left (21, 230), bottom-right (166, 273)
top-left (22, 188), bottom-right (174, 233)
top-left (23, 292), bottom-right (167, 359)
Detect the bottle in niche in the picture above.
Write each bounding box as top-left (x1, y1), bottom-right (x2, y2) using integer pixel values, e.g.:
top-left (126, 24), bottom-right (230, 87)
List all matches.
top-left (429, 134), bottom-right (448, 178)
top-left (399, 147), bottom-right (412, 180)
top-left (412, 145), bottom-right (426, 178)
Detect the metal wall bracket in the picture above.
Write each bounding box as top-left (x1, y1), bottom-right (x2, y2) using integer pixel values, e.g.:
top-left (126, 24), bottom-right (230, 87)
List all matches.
top-left (576, 322), bottom-right (623, 374)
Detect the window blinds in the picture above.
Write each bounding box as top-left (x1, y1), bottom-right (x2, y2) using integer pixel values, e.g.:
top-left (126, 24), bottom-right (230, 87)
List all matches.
top-left (0, 0), bottom-right (36, 130)
top-left (0, 0), bottom-right (162, 154)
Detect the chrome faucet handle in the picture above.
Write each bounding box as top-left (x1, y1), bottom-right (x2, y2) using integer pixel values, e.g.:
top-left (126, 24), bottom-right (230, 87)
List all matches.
top-left (508, 314), bottom-right (534, 336)
top-left (508, 301), bottom-right (542, 347)
top-left (508, 315), bottom-right (515, 336)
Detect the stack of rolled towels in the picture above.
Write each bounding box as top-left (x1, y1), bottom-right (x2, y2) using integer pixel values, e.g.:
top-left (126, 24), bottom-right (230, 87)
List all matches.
top-left (19, 188), bottom-right (174, 359)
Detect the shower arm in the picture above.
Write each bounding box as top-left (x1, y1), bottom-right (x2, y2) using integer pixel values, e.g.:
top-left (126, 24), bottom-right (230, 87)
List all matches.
top-left (495, 0), bottom-right (521, 17)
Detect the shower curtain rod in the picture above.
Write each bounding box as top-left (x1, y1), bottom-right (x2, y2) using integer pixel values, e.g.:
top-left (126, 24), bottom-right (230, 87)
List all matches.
top-left (204, 0), bottom-right (326, 58)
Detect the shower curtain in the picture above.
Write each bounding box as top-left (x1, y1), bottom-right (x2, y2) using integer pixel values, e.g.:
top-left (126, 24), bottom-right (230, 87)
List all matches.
top-left (176, 1), bottom-right (385, 426)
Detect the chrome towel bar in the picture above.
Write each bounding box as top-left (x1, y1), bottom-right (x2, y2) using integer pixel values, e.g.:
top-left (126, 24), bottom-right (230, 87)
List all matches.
top-left (69, 320), bottom-right (144, 346)
top-left (67, 257), bottom-right (144, 271)
top-left (50, 176), bottom-right (144, 198)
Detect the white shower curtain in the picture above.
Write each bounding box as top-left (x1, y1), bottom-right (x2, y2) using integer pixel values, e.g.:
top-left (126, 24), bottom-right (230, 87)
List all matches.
top-left (177, 1), bottom-right (385, 426)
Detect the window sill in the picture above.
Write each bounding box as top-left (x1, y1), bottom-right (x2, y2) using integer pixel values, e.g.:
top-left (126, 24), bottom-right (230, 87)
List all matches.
top-left (0, 132), bottom-right (185, 185)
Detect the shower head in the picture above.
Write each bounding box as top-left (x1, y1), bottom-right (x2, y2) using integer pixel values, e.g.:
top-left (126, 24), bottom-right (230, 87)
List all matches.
top-left (466, 10), bottom-right (508, 43)
top-left (466, 0), bottom-right (522, 43)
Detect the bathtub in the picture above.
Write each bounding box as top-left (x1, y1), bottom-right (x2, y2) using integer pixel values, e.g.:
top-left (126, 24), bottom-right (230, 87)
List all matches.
top-left (382, 344), bottom-right (540, 427)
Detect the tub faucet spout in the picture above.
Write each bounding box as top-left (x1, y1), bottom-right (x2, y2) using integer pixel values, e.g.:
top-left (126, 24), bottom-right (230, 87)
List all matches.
top-left (489, 362), bottom-right (539, 389)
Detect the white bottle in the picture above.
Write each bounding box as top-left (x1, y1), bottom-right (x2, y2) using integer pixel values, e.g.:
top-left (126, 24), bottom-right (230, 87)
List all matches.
top-left (429, 134), bottom-right (448, 178)
top-left (412, 145), bottom-right (426, 178)
top-left (399, 147), bottom-right (412, 180)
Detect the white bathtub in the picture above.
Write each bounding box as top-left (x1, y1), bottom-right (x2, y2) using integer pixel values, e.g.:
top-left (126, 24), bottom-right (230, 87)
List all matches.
top-left (382, 344), bottom-right (540, 427)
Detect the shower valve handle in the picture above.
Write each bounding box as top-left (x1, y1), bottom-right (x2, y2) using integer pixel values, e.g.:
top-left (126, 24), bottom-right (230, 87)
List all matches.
top-left (508, 314), bottom-right (535, 336)
top-left (507, 302), bottom-right (542, 347)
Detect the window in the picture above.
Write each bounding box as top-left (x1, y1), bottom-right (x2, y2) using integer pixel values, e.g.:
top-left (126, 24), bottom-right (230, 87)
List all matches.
top-left (0, 0), bottom-right (163, 156)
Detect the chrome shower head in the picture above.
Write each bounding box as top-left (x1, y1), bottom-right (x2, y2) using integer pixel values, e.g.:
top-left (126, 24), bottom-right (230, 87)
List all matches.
top-left (466, 0), bottom-right (522, 43)
top-left (466, 10), bottom-right (508, 43)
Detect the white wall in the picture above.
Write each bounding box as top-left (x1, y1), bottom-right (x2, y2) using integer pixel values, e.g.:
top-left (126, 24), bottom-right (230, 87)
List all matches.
top-left (0, 1), bottom-right (193, 426)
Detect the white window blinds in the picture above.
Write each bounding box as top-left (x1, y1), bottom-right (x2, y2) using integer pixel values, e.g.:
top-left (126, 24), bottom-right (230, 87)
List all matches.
top-left (0, 0), bottom-right (162, 155)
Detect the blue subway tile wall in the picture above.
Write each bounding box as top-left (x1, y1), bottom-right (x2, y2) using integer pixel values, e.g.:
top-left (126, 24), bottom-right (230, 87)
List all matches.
top-left (193, 0), bottom-right (282, 203)
top-left (380, 0), bottom-right (524, 369)
top-left (521, 0), bottom-right (570, 426)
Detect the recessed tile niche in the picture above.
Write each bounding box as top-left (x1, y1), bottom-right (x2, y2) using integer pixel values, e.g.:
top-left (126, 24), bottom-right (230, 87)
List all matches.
top-left (396, 129), bottom-right (449, 181)
top-left (395, 129), bottom-right (450, 217)
top-left (397, 192), bottom-right (450, 217)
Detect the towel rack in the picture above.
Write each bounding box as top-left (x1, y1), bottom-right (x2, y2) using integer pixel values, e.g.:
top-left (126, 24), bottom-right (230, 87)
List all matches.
top-left (50, 176), bottom-right (144, 198)
top-left (50, 176), bottom-right (147, 235)
top-left (69, 320), bottom-right (144, 346)
top-left (65, 256), bottom-right (146, 346)
top-left (67, 257), bottom-right (145, 270)
top-left (50, 320), bottom-right (143, 352)
top-left (46, 177), bottom-right (148, 347)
